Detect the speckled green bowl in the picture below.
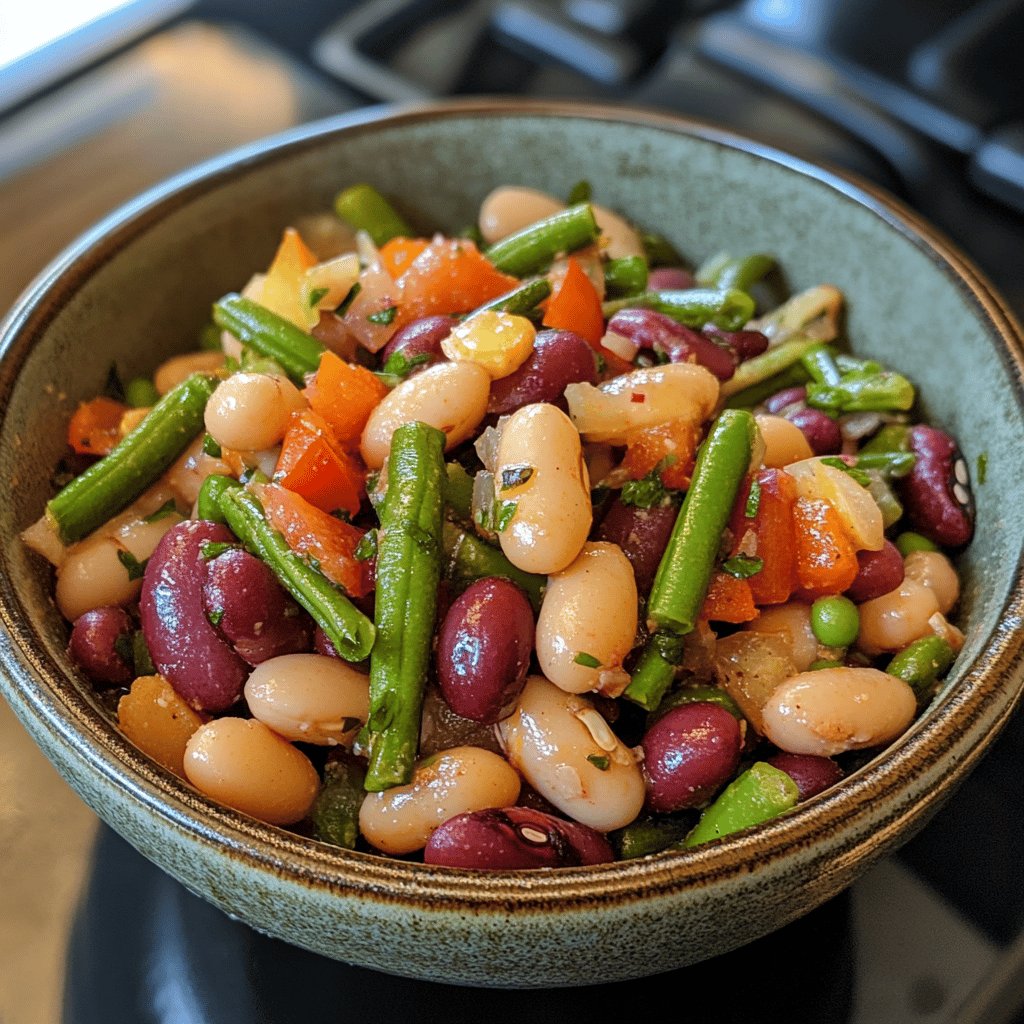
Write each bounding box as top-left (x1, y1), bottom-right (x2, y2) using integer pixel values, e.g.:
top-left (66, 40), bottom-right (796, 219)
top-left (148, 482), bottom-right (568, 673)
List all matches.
top-left (1, 100), bottom-right (1023, 988)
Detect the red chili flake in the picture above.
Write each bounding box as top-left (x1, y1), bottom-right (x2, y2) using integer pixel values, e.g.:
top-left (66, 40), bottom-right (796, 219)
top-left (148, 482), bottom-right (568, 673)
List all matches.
top-left (630, 392), bottom-right (647, 404)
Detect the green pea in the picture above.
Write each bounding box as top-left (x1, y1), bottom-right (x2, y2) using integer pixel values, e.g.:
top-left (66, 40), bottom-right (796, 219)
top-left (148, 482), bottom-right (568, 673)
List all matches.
top-left (124, 377), bottom-right (160, 408)
top-left (896, 531), bottom-right (938, 556)
top-left (810, 596), bottom-right (859, 648)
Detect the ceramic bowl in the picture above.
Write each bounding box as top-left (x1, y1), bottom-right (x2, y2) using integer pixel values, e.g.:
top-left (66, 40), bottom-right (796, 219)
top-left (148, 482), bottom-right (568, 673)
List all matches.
top-left (1, 99), bottom-right (1023, 988)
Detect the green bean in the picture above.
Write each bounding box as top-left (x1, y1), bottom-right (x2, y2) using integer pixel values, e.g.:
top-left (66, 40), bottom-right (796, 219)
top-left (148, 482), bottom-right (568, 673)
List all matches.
top-left (47, 373), bottom-right (218, 544)
top-left (834, 352), bottom-right (883, 376)
top-left (333, 183), bottom-right (412, 246)
top-left (602, 288), bottom-right (755, 331)
top-left (854, 451), bottom-right (916, 478)
top-left (886, 636), bottom-right (955, 694)
top-left (485, 203), bottom-right (600, 276)
top-left (800, 343), bottom-right (842, 386)
top-left (441, 522), bottom-right (545, 612)
top-left (683, 762), bottom-right (798, 847)
top-left (623, 639), bottom-right (678, 712)
top-left (471, 278), bottom-right (552, 317)
top-left (213, 294), bottom-right (325, 384)
top-left (442, 463), bottom-right (474, 522)
top-left (655, 684), bottom-right (743, 721)
top-left (807, 371), bottom-right (915, 413)
top-left (603, 256), bottom-right (649, 297)
top-left (217, 487), bottom-right (375, 662)
top-left (647, 410), bottom-right (757, 636)
top-left (695, 252), bottom-right (775, 292)
top-left (612, 814), bottom-right (693, 859)
top-left (723, 361), bottom-right (811, 409)
top-left (719, 335), bottom-right (820, 400)
top-left (197, 474), bottom-right (242, 523)
top-left (640, 230), bottom-right (683, 268)
top-left (365, 422), bottom-right (446, 791)
top-left (311, 756), bottom-right (366, 849)
top-left (124, 377), bottom-right (160, 408)
top-left (859, 423), bottom-right (911, 455)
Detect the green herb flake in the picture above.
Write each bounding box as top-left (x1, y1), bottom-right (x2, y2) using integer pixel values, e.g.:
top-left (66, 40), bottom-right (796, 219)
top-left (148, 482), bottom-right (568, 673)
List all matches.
top-left (573, 651), bottom-right (601, 669)
top-left (500, 465), bottom-right (534, 491)
top-left (104, 362), bottom-right (126, 402)
top-left (206, 608), bottom-right (224, 628)
top-left (144, 499), bottom-right (178, 523)
top-left (201, 433), bottom-right (222, 458)
top-left (307, 286), bottom-right (330, 308)
top-left (199, 540), bottom-right (235, 562)
top-left (367, 305), bottom-right (398, 326)
top-left (652, 631), bottom-right (685, 665)
top-left (354, 529), bottom-right (378, 562)
top-left (132, 630), bottom-right (155, 675)
top-left (586, 754), bottom-right (610, 771)
top-left (494, 499), bottom-right (517, 533)
top-left (337, 281), bottom-right (362, 316)
top-left (620, 457), bottom-right (676, 509)
top-left (722, 554), bottom-right (764, 579)
top-left (977, 452), bottom-right (988, 485)
top-left (113, 632), bottom-right (134, 667)
top-left (117, 550), bottom-right (148, 581)
top-left (567, 180), bottom-right (592, 204)
top-left (381, 350), bottom-right (430, 381)
top-left (821, 456), bottom-right (871, 488)
top-left (745, 478), bottom-right (762, 518)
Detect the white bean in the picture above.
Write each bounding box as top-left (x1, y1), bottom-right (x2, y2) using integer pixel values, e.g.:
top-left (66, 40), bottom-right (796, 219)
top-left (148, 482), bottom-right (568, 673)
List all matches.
top-left (536, 543), bottom-right (638, 695)
top-left (565, 363), bottom-right (719, 445)
top-left (244, 654), bottom-right (369, 745)
top-left (358, 746), bottom-right (521, 854)
top-left (478, 186), bottom-right (565, 246)
top-left (153, 351), bottom-right (227, 396)
top-left (184, 718), bottom-right (320, 826)
top-left (592, 203), bottom-right (645, 261)
top-left (204, 372), bottom-right (305, 453)
top-left (755, 414), bottom-right (814, 468)
top-left (746, 601), bottom-right (820, 671)
top-left (166, 434), bottom-right (234, 507)
top-left (857, 578), bottom-right (940, 655)
top-left (496, 676), bottom-right (645, 832)
top-left (360, 361), bottom-right (490, 471)
top-left (903, 550), bottom-right (959, 614)
top-left (495, 403), bottom-right (592, 574)
top-left (761, 667), bottom-right (917, 756)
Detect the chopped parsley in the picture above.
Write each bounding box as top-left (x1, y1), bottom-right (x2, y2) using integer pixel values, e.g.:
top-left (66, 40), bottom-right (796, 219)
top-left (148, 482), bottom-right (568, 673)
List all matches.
top-left (337, 281), bottom-right (362, 315)
top-left (206, 608), bottom-right (224, 628)
top-left (307, 286), bottom-right (329, 308)
top-left (653, 631), bottom-right (686, 665)
top-left (722, 554), bottom-right (764, 579)
top-left (745, 478), bottom-right (762, 518)
top-left (500, 465), bottom-right (534, 491)
top-left (117, 550), bottom-right (148, 581)
top-left (354, 530), bottom-right (378, 562)
top-left (620, 456), bottom-right (677, 508)
top-left (475, 499), bottom-right (518, 534)
top-left (113, 632), bottom-right (134, 667)
top-left (586, 754), bottom-right (610, 771)
top-left (199, 540), bottom-right (235, 562)
top-left (367, 305), bottom-right (398, 325)
top-left (144, 499), bottom-right (178, 523)
top-left (567, 180), bottom-right (592, 204)
top-left (201, 433), bottom-right (222, 458)
top-left (377, 350), bottom-right (431, 387)
top-left (977, 451), bottom-right (987, 485)
top-left (573, 651), bottom-right (601, 669)
top-left (820, 456), bottom-right (871, 488)
top-left (132, 630), bottom-right (155, 675)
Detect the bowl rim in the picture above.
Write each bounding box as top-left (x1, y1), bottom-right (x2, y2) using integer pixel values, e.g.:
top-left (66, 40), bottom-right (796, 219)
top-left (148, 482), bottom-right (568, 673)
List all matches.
top-left (2, 96), bottom-right (1024, 911)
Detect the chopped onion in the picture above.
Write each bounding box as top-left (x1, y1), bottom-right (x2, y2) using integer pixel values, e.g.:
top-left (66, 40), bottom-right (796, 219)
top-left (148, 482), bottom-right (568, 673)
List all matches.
top-left (474, 423), bottom-right (503, 472)
top-left (471, 470), bottom-right (497, 541)
top-left (600, 329), bottom-right (637, 362)
top-left (355, 229), bottom-right (380, 268)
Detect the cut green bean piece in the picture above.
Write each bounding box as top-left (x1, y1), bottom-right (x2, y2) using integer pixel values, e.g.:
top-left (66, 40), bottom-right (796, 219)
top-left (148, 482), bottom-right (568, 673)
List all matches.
top-left (213, 293), bottom-right (325, 384)
top-left (855, 451), bottom-right (916, 477)
top-left (333, 183), bottom-right (412, 246)
top-left (197, 474), bottom-right (242, 523)
top-left (365, 422), bottom-right (446, 791)
top-left (887, 636), bottom-right (955, 694)
top-left (602, 288), bottom-right (755, 331)
top-left (603, 256), bottom-right (649, 297)
top-left (612, 814), bottom-right (693, 859)
top-left (218, 487), bottom-right (375, 662)
top-left (806, 372), bottom-right (915, 413)
top-left (800, 343), bottom-right (842, 386)
top-left (471, 278), bottom-right (552, 317)
top-left (47, 373), bottom-right (218, 544)
top-left (696, 252), bottom-right (775, 291)
top-left (834, 352), bottom-right (883, 376)
top-left (485, 203), bottom-right (599, 277)
top-left (647, 410), bottom-right (756, 636)
top-left (311, 757), bottom-right (366, 849)
top-left (442, 463), bottom-right (474, 522)
top-left (719, 335), bottom-right (820, 400)
top-left (683, 762), bottom-right (799, 848)
top-left (723, 361), bottom-right (811, 409)
top-left (441, 522), bottom-right (545, 611)
top-left (859, 423), bottom-right (911, 455)
top-left (623, 639), bottom-right (678, 712)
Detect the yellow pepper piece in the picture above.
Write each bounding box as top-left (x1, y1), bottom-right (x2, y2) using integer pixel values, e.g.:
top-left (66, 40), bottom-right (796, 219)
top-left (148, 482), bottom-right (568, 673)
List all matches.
top-left (261, 227), bottom-right (319, 331)
top-left (440, 310), bottom-right (536, 380)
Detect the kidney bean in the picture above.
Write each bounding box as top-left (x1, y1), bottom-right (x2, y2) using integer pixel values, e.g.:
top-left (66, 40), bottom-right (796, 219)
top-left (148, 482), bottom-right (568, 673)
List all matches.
top-left (203, 547), bottom-right (311, 665)
top-left (846, 540), bottom-right (904, 602)
top-left (702, 326), bottom-right (770, 362)
top-left (764, 386), bottom-right (807, 414)
top-left (647, 267), bottom-right (695, 290)
top-left (901, 424), bottom-right (974, 547)
top-left (787, 407), bottom-right (843, 455)
top-left (436, 577), bottom-right (534, 723)
top-left (313, 626), bottom-right (339, 658)
top-left (379, 314), bottom-right (456, 368)
top-left (487, 329), bottom-right (597, 416)
top-left (424, 806), bottom-right (615, 869)
top-left (68, 606), bottom-right (135, 686)
top-left (595, 498), bottom-right (677, 595)
top-left (140, 521), bottom-right (248, 712)
top-left (607, 308), bottom-right (736, 380)
top-left (767, 752), bottom-right (844, 801)
top-left (641, 703), bottom-right (743, 813)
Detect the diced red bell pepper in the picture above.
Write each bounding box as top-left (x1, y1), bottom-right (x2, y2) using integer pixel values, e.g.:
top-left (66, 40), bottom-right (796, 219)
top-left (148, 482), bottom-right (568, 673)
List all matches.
top-left (728, 468), bottom-right (798, 606)
top-left (275, 411), bottom-right (365, 517)
top-left (303, 350), bottom-right (389, 446)
top-left (700, 571), bottom-right (759, 623)
top-left (621, 418), bottom-right (701, 490)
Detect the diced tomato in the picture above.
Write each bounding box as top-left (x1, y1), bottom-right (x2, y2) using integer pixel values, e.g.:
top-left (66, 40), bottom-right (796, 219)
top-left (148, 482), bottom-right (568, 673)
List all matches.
top-left (393, 238), bottom-right (518, 327)
top-left (700, 572), bottom-right (758, 623)
top-left (621, 418), bottom-right (700, 489)
top-left (379, 237), bottom-right (429, 279)
top-left (260, 483), bottom-right (372, 598)
top-left (728, 468), bottom-right (798, 606)
top-left (792, 496), bottom-right (859, 598)
top-left (543, 256), bottom-right (605, 346)
top-left (303, 350), bottom-right (389, 445)
top-left (275, 411), bottom-right (365, 516)
top-left (67, 396), bottom-right (128, 456)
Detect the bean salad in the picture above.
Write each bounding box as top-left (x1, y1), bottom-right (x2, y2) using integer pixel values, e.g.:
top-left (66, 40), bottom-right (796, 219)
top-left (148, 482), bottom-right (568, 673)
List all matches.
top-left (24, 181), bottom-right (975, 867)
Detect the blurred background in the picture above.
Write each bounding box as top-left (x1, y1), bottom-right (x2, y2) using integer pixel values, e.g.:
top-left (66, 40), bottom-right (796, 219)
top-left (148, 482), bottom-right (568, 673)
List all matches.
top-left (1, 1), bottom-right (1023, 1022)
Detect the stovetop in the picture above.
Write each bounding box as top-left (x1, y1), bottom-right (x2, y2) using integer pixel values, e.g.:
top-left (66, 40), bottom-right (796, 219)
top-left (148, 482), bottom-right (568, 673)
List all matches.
top-left (1, 2), bottom-right (1023, 1022)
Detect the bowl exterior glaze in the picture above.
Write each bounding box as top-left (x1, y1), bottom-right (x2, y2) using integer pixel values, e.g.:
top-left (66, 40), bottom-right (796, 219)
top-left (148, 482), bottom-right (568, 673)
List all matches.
top-left (2, 100), bottom-right (1024, 988)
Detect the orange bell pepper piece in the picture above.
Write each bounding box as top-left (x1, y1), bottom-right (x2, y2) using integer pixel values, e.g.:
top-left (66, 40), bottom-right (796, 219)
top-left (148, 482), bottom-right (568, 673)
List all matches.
top-left (792, 496), bottom-right (860, 598)
top-left (700, 571), bottom-right (758, 623)
top-left (728, 468), bottom-right (798, 606)
top-left (621, 418), bottom-right (701, 490)
top-left (303, 350), bottom-right (389, 445)
top-left (379, 237), bottom-right (429, 279)
top-left (67, 396), bottom-right (128, 456)
top-left (542, 256), bottom-right (605, 347)
top-left (275, 411), bottom-right (365, 517)
top-left (261, 483), bottom-right (373, 599)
